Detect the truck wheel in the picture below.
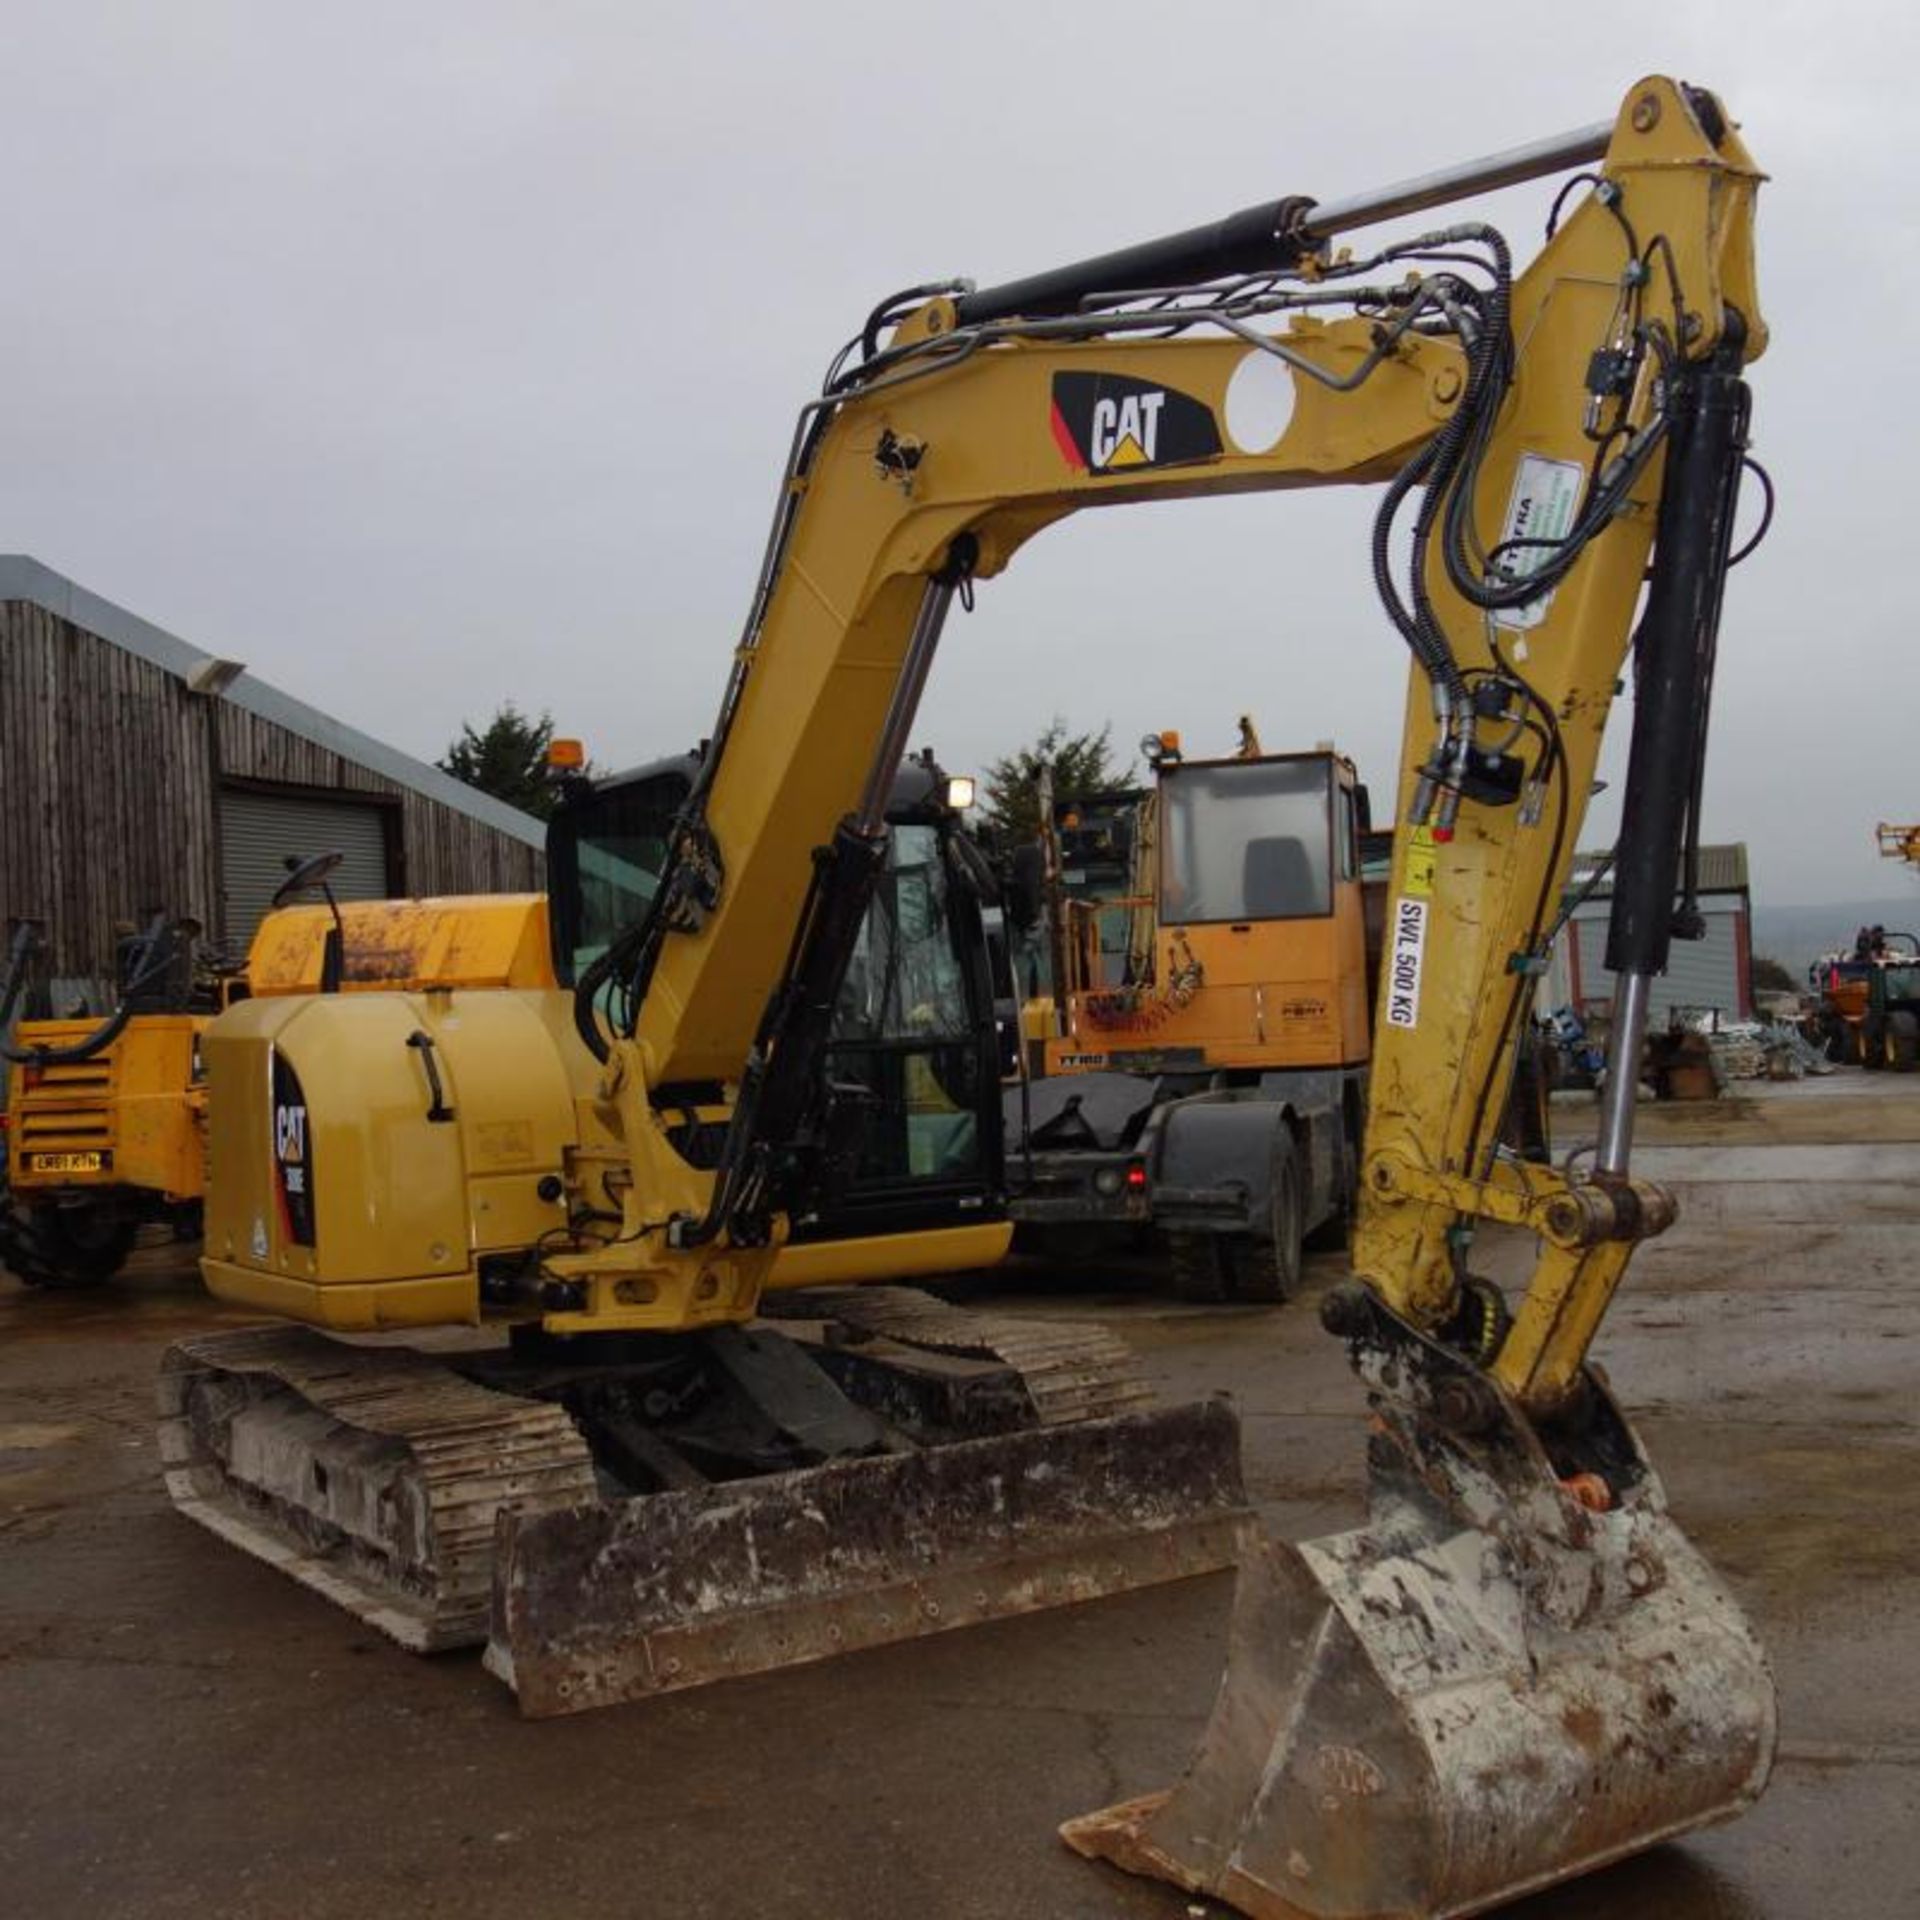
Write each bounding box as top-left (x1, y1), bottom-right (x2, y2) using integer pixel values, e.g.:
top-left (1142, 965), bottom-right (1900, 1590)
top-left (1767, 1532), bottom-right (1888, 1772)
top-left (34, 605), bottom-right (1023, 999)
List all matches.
top-left (1219, 1145), bottom-right (1305, 1304)
top-left (1824, 1018), bottom-right (1851, 1064)
top-left (1891, 1011), bottom-right (1920, 1072)
top-left (1302, 1194), bottom-right (1351, 1254)
top-left (1167, 1234), bottom-right (1229, 1303)
top-left (1305, 1102), bottom-right (1361, 1253)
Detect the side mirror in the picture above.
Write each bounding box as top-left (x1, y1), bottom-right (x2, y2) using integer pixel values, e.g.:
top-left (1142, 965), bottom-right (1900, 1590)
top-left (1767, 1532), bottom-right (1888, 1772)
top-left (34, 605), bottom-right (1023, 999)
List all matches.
top-left (273, 850), bottom-right (348, 994)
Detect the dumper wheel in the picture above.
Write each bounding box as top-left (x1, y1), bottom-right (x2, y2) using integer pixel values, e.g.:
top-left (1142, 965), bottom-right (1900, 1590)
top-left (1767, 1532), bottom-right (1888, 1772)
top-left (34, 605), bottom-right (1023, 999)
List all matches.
top-left (11, 1202), bottom-right (138, 1288)
top-left (1890, 1010), bottom-right (1920, 1072)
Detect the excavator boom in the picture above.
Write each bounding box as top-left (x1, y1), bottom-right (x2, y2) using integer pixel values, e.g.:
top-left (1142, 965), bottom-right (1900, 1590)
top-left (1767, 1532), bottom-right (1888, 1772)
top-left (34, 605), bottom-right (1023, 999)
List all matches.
top-left (1057, 79), bottom-right (1772, 1916)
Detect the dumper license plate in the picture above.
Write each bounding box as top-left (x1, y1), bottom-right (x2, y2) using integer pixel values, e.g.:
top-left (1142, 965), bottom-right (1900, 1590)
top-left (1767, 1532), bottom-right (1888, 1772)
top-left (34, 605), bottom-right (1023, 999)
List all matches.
top-left (25, 1151), bottom-right (109, 1174)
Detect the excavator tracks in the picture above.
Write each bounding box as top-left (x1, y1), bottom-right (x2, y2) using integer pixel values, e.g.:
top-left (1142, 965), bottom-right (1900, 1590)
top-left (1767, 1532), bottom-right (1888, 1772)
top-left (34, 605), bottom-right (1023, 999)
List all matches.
top-left (158, 1326), bottom-right (598, 1651)
top-left (158, 1292), bottom-right (1242, 1707)
top-left (764, 1285), bottom-right (1155, 1426)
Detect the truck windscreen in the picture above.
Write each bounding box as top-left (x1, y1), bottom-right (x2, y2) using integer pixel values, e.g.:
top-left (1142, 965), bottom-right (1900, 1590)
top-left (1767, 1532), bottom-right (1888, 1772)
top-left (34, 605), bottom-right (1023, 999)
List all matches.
top-left (1159, 758), bottom-right (1334, 924)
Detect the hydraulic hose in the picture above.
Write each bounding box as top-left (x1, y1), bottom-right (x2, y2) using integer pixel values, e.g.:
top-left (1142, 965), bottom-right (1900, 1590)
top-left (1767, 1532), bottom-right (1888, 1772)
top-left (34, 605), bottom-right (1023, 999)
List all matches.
top-left (0, 913), bottom-right (176, 1068)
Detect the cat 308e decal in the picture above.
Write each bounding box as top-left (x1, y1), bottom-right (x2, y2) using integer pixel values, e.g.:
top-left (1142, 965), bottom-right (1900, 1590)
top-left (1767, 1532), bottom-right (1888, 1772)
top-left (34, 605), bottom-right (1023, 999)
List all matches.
top-left (1050, 372), bottom-right (1222, 474)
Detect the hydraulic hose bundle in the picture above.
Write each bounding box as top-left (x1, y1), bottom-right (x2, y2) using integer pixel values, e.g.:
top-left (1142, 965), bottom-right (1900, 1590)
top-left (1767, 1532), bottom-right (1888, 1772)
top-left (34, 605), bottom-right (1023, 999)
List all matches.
top-left (0, 913), bottom-right (181, 1069)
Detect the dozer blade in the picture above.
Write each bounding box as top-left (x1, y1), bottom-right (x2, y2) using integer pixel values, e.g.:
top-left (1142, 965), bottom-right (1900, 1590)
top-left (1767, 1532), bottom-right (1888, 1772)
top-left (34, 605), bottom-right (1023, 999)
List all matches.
top-left (1065, 1306), bottom-right (1775, 1919)
top-left (488, 1396), bottom-right (1249, 1717)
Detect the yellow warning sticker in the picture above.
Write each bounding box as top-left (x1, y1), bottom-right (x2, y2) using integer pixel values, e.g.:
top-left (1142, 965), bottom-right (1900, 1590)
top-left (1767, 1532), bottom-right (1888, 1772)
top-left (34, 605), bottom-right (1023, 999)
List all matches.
top-left (1405, 827), bottom-right (1437, 898)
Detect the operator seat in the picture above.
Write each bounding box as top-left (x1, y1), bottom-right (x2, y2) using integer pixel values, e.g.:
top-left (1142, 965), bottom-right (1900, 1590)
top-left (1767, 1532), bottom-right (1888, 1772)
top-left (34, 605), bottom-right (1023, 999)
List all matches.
top-left (1242, 835), bottom-right (1319, 918)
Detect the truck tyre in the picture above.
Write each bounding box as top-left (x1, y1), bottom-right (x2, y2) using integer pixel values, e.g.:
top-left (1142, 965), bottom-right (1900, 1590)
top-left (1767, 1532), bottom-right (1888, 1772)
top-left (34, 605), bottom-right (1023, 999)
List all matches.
top-left (1891, 1010), bottom-right (1920, 1072)
top-left (1167, 1233), bottom-right (1229, 1303)
top-left (1217, 1144), bottom-right (1302, 1302)
top-left (1302, 1191), bottom-right (1351, 1254)
top-left (1862, 1014), bottom-right (1887, 1071)
top-left (1305, 1097), bottom-right (1362, 1254)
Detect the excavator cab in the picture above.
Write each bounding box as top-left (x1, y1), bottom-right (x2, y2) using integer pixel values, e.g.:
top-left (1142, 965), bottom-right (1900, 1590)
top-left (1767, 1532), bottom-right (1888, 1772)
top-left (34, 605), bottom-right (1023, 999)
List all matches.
top-left (545, 753), bottom-right (690, 988)
top-left (546, 750), bottom-right (1005, 1240)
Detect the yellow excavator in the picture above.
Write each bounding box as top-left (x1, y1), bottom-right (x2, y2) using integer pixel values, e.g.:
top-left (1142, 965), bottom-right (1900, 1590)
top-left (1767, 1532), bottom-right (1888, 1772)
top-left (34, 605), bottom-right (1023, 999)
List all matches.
top-left (1878, 822), bottom-right (1920, 866)
top-left (162, 75), bottom-right (1770, 1917)
top-left (165, 761), bottom-right (1244, 1686)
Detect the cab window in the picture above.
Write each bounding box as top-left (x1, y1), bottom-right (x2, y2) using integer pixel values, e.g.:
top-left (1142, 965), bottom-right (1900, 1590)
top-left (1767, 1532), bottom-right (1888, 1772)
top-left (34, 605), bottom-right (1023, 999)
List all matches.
top-left (550, 772), bottom-right (686, 983)
top-left (1159, 758), bottom-right (1335, 923)
top-left (829, 823), bottom-right (981, 1183)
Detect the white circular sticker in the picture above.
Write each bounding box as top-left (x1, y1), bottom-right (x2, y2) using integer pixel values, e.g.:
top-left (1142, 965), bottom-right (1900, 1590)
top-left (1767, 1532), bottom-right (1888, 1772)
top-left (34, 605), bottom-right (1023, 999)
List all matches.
top-left (1224, 348), bottom-right (1296, 455)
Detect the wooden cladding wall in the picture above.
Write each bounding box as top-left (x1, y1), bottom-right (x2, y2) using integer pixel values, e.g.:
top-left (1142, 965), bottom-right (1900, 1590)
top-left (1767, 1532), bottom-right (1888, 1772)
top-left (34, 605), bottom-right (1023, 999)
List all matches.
top-left (2, 600), bottom-right (542, 983)
top-left (2, 600), bottom-right (219, 982)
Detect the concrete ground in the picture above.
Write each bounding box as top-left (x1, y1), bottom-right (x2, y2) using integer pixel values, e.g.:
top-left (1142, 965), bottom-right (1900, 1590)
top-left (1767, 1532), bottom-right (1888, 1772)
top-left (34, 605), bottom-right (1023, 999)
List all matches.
top-left (3, 1071), bottom-right (1916, 1918)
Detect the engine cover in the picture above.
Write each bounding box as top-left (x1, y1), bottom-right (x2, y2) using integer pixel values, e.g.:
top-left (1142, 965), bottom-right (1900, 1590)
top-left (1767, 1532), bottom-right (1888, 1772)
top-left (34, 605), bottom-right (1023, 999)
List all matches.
top-left (199, 989), bottom-right (579, 1329)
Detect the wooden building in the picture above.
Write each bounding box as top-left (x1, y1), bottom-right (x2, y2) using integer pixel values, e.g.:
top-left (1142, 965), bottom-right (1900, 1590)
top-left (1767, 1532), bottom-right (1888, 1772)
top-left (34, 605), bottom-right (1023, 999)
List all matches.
top-left (1, 555), bottom-right (544, 1003)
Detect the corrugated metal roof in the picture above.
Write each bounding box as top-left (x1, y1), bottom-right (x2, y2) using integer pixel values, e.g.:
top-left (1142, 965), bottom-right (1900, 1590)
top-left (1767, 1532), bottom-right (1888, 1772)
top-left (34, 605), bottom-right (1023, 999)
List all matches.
top-left (1566, 842), bottom-right (1749, 899)
top-left (0, 553), bottom-right (545, 849)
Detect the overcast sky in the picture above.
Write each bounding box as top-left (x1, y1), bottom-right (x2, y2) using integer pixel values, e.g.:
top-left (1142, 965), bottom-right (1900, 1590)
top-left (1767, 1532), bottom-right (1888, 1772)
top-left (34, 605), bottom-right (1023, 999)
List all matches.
top-left (2, 2), bottom-right (1910, 907)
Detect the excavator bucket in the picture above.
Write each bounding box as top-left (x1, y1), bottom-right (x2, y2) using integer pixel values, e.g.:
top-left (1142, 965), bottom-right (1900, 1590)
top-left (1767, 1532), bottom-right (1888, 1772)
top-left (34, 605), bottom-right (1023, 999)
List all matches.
top-left (489, 1396), bottom-right (1250, 1716)
top-left (1064, 1309), bottom-right (1775, 1918)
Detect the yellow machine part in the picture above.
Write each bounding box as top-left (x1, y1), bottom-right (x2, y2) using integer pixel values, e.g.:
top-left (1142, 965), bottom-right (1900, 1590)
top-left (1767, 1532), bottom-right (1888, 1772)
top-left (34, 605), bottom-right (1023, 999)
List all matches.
top-left (0, 891), bottom-right (1003, 1321)
top-left (201, 987), bottom-right (578, 1328)
top-left (761, 1222), bottom-right (1012, 1291)
top-left (5, 896), bottom-right (555, 1217)
top-left (6, 1015), bottom-right (207, 1201)
top-left (246, 894), bottom-right (553, 995)
top-left (1876, 822), bottom-right (1920, 865)
top-left (1048, 902), bottom-right (1369, 1074)
top-left (1166, 906), bottom-right (1369, 1067)
top-left (198, 984), bottom-right (1010, 1330)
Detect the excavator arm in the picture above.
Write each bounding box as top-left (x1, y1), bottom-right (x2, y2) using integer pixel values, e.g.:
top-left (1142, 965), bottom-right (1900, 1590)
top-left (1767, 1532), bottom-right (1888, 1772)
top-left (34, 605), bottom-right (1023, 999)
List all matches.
top-left (564, 77), bottom-right (1763, 1409)
top-left (546, 241), bottom-right (1464, 1326)
top-left (552, 76), bottom-right (1774, 1917)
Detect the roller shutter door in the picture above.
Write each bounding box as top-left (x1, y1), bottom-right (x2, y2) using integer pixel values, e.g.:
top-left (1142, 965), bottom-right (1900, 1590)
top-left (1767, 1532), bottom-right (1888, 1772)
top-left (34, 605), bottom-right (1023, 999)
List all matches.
top-left (219, 789), bottom-right (392, 952)
top-left (1569, 904), bottom-right (1745, 1020)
